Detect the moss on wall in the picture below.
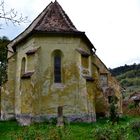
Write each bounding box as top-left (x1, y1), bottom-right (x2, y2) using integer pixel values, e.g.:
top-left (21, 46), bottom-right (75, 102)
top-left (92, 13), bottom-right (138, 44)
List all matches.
top-left (1, 35), bottom-right (122, 124)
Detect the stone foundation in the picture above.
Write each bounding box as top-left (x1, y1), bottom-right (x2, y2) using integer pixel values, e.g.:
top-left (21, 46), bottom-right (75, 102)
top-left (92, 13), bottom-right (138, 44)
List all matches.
top-left (0, 112), bottom-right (15, 120)
top-left (1, 113), bottom-right (96, 125)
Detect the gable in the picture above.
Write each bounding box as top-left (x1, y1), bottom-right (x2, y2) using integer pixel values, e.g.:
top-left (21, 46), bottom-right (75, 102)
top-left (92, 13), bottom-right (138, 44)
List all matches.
top-left (7, 1), bottom-right (96, 53)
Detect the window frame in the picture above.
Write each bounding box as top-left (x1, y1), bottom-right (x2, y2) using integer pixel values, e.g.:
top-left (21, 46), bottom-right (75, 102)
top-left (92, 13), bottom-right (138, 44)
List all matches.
top-left (54, 55), bottom-right (61, 83)
top-left (52, 50), bottom-right (63, 83)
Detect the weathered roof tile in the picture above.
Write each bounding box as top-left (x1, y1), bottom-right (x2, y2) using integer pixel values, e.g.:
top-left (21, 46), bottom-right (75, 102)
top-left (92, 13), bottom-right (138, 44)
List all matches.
top-left (76, 48), bottom-right (90, 57)
top-left (8, 1), bottom-right (96, 51)
top-left (26, 48), bottom-right (38, 55)
top-left (34, 1), bottom-right (79, 32)
top-left (21, 71), bottom-right (34, 79)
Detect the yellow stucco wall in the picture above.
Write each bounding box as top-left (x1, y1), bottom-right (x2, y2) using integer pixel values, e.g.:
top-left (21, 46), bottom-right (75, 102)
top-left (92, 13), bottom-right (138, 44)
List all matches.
top-left (1, 54), bottom-right (16, 119)
top-left (1, 35), bottom-right (122, 124)
top-left (95, 55), bottom-right (122, 115)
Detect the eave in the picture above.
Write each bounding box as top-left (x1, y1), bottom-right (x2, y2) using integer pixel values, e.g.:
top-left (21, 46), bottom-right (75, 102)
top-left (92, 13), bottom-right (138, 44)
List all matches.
top-left (11, 30), bottom-right (96, 52)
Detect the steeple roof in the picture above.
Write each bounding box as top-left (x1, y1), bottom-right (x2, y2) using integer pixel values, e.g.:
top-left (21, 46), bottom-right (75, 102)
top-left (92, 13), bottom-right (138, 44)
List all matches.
top-left (34, 0), bottom-right (78, 32)
top-left (8, 1), bottom-right (96, 51)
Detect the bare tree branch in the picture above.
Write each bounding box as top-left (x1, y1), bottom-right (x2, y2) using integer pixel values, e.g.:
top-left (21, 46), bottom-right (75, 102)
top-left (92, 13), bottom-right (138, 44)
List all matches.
top-left (0, 0), bottom-right (28, 28)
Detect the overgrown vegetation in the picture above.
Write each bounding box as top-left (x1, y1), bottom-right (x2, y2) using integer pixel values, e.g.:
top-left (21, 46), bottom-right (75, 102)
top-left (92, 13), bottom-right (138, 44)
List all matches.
top-left (0, 116), bottom-right (140, 140)
top-left (109, 95), bottom-right (119, 124)
top-left (110, 63), bottom-right (140, 76)
top-left (110, 63), bottom-right (140, 99)
top-left (110, 63), bottom-right (140, 89)
top-left (0, 36), bottom-right (9, 86)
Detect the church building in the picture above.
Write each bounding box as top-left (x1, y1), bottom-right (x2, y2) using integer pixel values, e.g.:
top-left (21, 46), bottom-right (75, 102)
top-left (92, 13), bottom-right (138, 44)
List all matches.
top-left (0, 1), bottom-right (122, 125)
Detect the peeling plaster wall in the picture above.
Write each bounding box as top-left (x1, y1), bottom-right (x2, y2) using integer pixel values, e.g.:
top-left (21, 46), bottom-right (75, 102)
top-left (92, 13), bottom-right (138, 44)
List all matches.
top-left (1, 35), bottom-right (122, 124)
top-left (14, 38), bottom-right (36, 116)
top-left (95, 56), bottom-right (122, 115)
top-left (30, 36), bottom-right (96, 121)
top-left (1, 55), bottom-right (16, 120)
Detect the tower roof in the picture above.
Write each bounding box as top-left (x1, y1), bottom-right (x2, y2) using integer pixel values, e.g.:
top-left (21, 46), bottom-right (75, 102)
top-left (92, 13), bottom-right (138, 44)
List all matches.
top-left (8, 1), bottom-right (96, 51)
top-left (34, 0), bottom-right (79, 32)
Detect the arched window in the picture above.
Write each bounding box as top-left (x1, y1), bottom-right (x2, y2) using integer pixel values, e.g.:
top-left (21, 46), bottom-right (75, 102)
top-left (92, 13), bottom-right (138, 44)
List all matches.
top-left (21, 57), bottom-right (26, 76)
top-left (54, 55), bottom-right (61, 83)
top-left (53, 50), bottom-right (62, 83)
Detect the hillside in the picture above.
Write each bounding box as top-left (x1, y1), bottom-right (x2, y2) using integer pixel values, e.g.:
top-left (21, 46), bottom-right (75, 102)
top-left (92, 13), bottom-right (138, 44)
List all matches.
top-left (110, 63), bottom-right (140, 98)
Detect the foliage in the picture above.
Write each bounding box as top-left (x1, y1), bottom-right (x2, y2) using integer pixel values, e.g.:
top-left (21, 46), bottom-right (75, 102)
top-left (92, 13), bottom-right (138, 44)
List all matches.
top-left (128, 102), bottom-right (136, 109)
top-left (110, 63), bottom-right (140, 88)
top-left (110, 63), bottom-right (140, 101)
top-left (117, 70), bottom-right (140, 80)
top-left (119, 78), bottom-right (140, 87)
top-left (130, 121), bottom-right (140, 139)
top-left (109, 96), bottom-right (119, 124)
top-left (93, 123), bottom-right (128, 140)
top-left (0, 36), bottom-right (9, 85)
top-left (0, 116), bottom-right (140, 140)
top-left (0, 0), bottom-right (28, 28)
top-left (110, 63), bottom-right (140, 76)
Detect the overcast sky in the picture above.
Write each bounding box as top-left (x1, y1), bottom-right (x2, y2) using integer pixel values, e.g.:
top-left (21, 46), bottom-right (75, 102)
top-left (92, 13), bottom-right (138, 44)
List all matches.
top-left (0, 0), bottom-right (140, 68)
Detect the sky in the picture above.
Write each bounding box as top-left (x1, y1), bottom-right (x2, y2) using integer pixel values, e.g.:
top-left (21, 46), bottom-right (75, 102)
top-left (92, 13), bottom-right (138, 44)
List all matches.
top-left (0, 0), bottom-right (140, 68)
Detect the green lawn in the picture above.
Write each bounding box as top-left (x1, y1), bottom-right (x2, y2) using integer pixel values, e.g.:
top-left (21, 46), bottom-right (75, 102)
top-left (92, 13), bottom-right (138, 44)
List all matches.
top-left (0, 116), bottom-right (140, 140)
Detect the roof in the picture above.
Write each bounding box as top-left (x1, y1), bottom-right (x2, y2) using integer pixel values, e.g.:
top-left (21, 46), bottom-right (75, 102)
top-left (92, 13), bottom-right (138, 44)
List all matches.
top-left (34, 1), bottom-right (78, 32)
top-left (130, 92), bottom-right (140, 101)
top-left (26, 48), bottom-right (39, 55)
top-left (8, 0), bottom-right (96, 52)
top-left (76, 48), bottom-right (90, 57)
top-left (21, 71), bottom-right (34, 79)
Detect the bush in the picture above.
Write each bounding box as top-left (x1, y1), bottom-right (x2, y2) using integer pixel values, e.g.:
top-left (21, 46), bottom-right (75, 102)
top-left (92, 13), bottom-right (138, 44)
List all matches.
top-left (128, 102), bottom-right (136, 109)
top-left (130, 121), bottom-right (140, 140)
top-left (109, 96), bottom-right (119, 124)
top-left (49, 117), bottom-right (57, 125)
top-left (93, 123), bottom-right (128, 140)
top-left (47, 127), bottom-right (71, 140)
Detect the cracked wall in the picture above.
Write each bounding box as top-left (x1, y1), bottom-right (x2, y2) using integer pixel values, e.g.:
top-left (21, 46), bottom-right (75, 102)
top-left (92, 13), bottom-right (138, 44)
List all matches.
top-left (0, 35), bottom-right (122, 124)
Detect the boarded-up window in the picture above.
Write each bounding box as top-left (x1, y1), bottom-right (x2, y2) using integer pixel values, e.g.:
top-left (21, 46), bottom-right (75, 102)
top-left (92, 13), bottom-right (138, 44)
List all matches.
top-left (81, 56), bottom-right (89, 68)
top-left (100, 73), bottom-right (108, 87)
top-left (54, 55), bottom-right (61, 83)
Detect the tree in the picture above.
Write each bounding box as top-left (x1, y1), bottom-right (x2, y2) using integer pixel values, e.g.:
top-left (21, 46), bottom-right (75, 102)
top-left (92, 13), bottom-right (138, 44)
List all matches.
top-left (109, 96), bottom-right (119, 125)
top-left (0, 0), bottom-right (28, 28)
top-left (0, 36), bottom-right (10, 85)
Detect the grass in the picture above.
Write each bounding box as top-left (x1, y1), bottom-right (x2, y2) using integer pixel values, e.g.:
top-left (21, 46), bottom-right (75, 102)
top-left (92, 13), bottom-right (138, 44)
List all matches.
top-left (0, 116), bottom-right (140, 140)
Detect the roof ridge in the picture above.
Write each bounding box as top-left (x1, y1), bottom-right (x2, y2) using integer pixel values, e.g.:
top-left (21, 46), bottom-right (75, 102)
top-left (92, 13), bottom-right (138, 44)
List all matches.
top-left (33, 2), bottom-right (54, 30)
top-left (7, 1), bottom-right (95, 51)
top-left (54, 1), bottom-right (77, 31)
top-left (8, 1), bottom-right (54, 49)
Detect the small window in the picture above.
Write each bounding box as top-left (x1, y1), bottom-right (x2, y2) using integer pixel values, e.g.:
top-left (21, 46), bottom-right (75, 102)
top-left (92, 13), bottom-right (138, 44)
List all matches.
top-left (81, 55), bottom-right (89, 68)
top-left (54, 55), bottom-right (61, 83)
top-left (108, 96), bottom-right (113, 103)
top-left (100, 73), bottom-right (108, 87)
top-left (21, 57), bottom-right (26, 76)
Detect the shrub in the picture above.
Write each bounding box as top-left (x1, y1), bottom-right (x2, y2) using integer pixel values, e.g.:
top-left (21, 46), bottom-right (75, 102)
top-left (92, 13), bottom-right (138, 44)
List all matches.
top-left (130, 121), bottom-right (140, 140)
top-left (93, 123), bottom-right (128, 140)
top-left (128, 102), bottom-right (136, 109)
top-left (109, 96), bottom-right (119, 124)
top-left (49, 117), bottom-right (57, 125)
top-left (47, 127), bottom-right (71, 140)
